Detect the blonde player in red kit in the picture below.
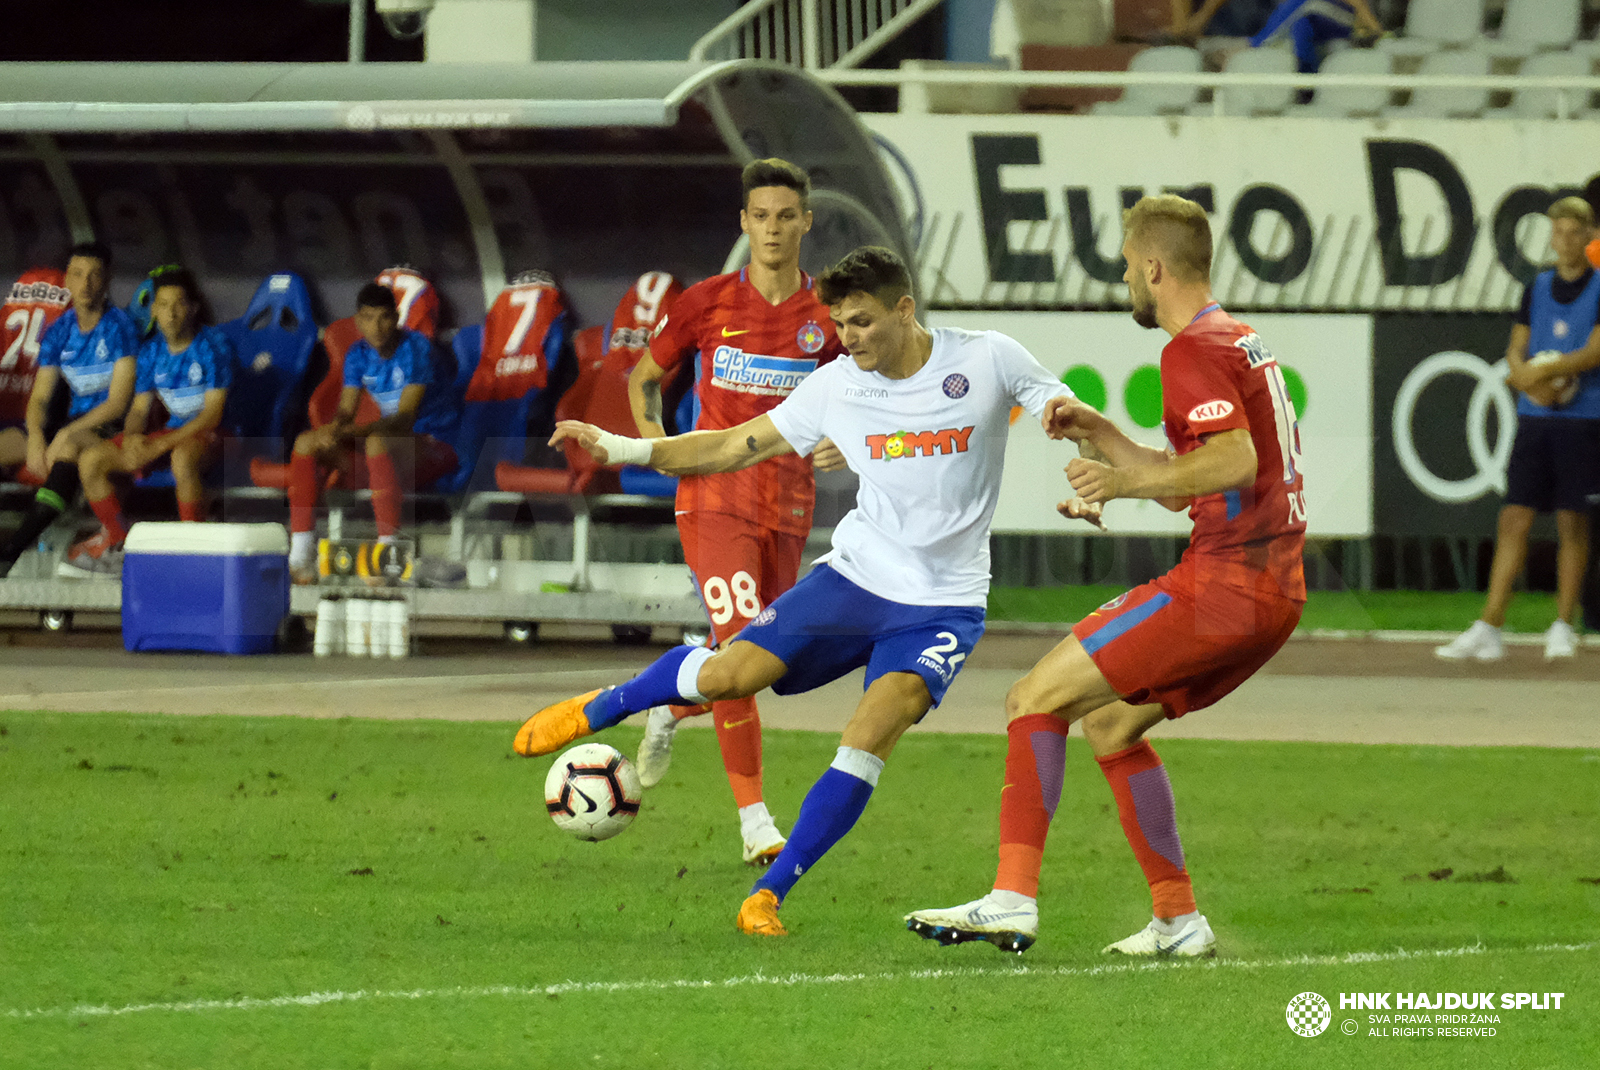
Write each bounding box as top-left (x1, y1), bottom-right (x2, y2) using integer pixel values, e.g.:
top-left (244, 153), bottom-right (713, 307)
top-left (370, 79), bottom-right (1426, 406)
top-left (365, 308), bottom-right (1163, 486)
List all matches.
top-left (626, 158), bottom-right (846, 865)
top-left (907, 194), bottom-right (1307, 956)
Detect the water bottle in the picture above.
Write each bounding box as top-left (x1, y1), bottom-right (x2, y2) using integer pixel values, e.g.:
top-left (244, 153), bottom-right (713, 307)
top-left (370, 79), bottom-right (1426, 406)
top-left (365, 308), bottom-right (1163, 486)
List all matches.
top-left (313, 596), bottom-right (344, 657)
top-left (344, 597), bottom-right (371, 657)
top-left (387, 598), bottom-right (410, 660)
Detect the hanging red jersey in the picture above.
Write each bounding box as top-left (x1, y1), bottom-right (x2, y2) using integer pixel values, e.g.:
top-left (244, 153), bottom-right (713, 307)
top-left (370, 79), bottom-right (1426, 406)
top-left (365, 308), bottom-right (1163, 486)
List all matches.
top-left (468, 270), bottom-right (569, 401)
top-left (649, 269), bottom-right (845, 536)
top-left (606, 271), bottom-right (683, 365)
top-left (1161, 307), bottom-right (1306, 600)
top-left (1, 267), bottom-right (72, 424)
top-left (375, 266), bottom-right (440, 339)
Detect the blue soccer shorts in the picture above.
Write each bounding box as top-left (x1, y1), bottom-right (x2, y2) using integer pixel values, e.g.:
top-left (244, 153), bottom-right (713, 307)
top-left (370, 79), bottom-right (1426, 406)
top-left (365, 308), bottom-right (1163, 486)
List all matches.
top-left (733, 563), bottom-right (986, 708)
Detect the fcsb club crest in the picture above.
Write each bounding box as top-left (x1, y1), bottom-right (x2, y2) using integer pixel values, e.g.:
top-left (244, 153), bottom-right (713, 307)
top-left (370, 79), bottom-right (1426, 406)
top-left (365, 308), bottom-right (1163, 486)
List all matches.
top-left (796, 321), bottom-right (825, 354)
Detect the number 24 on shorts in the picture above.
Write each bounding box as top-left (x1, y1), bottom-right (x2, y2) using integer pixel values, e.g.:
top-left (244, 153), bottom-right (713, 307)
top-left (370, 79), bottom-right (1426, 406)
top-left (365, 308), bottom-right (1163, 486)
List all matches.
top-left (703, 571), bottom-right (761, 625)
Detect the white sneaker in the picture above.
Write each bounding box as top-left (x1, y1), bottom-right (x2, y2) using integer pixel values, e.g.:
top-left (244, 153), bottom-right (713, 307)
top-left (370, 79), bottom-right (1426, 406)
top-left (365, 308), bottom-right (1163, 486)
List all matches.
top-left (905, 893), bottom-right (1039, 954)
top-left (741, 812), bottom-right (786, 867)
top-left (1434, 620), bottom-right (1504, 662)
top-left (1544, 620), bottom-right (1578, 660)
top-left (635, 706), bottom-right (678, 789)
top-left (1103, 914), bottom-right (1216, 957)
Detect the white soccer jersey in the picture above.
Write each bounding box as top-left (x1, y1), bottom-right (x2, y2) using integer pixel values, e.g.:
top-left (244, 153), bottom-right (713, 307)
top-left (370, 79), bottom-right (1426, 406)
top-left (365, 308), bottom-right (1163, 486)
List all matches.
top-left (768, 326), bottom-right (1070, 607)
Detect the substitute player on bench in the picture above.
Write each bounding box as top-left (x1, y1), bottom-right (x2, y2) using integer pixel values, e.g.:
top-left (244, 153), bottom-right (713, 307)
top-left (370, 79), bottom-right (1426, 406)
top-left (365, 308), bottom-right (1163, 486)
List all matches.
top-left (626, 158), bottom-right (847, 866)
top-left (59, 266), bottom-right (235, 578)
top-left (907, 195), bottom-right (1307, 956)
top-left (0, 242), bottom-right (139, 578)
top-left (285, 282), bottom-right (458, 584)
top-left (517, 246), bottom-right (1101, 937)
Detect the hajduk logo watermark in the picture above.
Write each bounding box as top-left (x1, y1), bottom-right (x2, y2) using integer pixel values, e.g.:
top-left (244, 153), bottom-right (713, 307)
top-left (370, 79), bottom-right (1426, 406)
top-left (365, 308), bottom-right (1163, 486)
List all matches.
top-left (1286, 992), bottom-right (1332, 1037)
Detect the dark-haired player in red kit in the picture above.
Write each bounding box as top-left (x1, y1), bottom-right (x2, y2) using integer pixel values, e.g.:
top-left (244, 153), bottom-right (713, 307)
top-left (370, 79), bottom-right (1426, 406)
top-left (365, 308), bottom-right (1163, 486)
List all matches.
top-left (908, 194), bottom-right (1306, 956)
top-left (625, 158), bottom-right (847, 866)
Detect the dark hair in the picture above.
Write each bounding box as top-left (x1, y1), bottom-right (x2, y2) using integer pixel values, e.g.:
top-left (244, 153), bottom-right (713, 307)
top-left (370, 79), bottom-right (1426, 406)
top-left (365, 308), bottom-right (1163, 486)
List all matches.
top-left (356, 282), bottom-right (397, 312)
top-left (66, 241), bottom-right (113, 271)
top-left (741, 157), bottom-right (810, 210)
top-left (147, 264), bottom-right (201, 305)
top-left (817, 246), bottom-right (912, 308)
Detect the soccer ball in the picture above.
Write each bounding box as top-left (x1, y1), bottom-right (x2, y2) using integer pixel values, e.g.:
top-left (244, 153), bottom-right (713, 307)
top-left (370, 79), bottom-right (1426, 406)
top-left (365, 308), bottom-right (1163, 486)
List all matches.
top-left (544, 743), bottom-right (642, 841)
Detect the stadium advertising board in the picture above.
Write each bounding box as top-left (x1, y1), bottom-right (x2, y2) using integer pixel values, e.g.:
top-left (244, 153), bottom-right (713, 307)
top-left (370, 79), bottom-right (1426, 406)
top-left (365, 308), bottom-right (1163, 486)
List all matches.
top-left (935, 311), bottom-right (1372, 537)
top-left (1371, 312), bottom-right (1519, 538)
top-left (864, 115), bottom-right (1600, 312)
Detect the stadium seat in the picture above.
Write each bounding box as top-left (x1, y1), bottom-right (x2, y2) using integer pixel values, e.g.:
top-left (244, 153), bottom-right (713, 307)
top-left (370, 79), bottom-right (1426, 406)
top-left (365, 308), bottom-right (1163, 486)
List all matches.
top-left (434, 272), bottom-right (571, 494)
top-left (1387, 49), bottom-right (1490, 118)
top-left (1378, 0), bottom-right (1484, 57)
top-left (1289, 46), bottom-right (1391, 116)
top-left (494, 325), bottom-right (617, 496)
top-left (1510, 50), bottom-right (1594, 119)
top-left (1491, 0), bottom-right (1581, 58)
top-left (1090, 45), bottom-right (1202, 115)
top-left (1193, 45), bottom-right (1297, 116)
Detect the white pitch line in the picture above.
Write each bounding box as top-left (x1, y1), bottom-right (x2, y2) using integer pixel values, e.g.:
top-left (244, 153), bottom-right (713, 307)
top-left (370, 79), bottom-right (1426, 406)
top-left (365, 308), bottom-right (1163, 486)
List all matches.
top-left (0, 667), bottom-right (613, 705)
top-left (7, 940), bottom-right (1594, 1021)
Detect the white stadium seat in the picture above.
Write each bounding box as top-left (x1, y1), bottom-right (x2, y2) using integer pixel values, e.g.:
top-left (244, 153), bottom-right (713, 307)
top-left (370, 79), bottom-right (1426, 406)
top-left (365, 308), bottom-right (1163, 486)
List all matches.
top-left (1195, 45), bottom-right (1298, 117)
top-left (1510, 50), bottom-right (1594, 119)
top-left (1290, 46), bottom-right (1391, 117)
top-left (1091, 45), bottom-right (1202, 116)
top-left (1387, 48), bottom-right (1491, 118)
top-left (1499, 0), bottom-right (1582, 53)
top-left (1378, 0), bottom-right (1484, 58)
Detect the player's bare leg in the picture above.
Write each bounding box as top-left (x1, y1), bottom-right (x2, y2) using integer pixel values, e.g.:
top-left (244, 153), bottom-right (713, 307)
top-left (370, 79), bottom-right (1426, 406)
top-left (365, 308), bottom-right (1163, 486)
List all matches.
top-left (514, 640), bottom-right (786, 757)
top-left (738, 671), bottom-right (931, 936)
top-left (170, 437), bottom-right (210, 522)
top-left (1546, 509), bottom-right (1589, 659)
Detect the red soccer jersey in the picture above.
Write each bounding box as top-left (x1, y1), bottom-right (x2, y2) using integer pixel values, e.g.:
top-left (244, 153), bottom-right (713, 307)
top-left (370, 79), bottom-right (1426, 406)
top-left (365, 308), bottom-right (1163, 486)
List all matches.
top-left (649, 268), bottom-right (845, 536)
top-left (468, 270), bottom-right (567, 401)
top-left (1160, 307), bottom-right (1307, 600)
top-left (1, 268), bottom-right (71, 425)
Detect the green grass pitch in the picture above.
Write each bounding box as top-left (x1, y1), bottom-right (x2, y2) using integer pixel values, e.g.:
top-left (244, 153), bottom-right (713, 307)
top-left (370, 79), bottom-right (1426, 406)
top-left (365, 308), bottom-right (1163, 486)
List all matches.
top-left (2, 712), bottom-right (1596, 1069)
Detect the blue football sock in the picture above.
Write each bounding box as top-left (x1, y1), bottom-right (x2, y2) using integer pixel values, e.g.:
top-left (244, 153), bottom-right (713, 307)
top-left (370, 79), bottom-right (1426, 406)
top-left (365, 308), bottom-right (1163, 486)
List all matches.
top-left (755, 747), bottom-right (884, 902)
top-left (584, 644), bottom-right (712, 731)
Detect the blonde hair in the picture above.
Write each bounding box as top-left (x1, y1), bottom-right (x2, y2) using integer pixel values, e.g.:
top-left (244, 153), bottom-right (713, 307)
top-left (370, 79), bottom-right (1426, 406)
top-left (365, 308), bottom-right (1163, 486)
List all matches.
top-left (1122, 195), bottom-right (1212, 283)
top-left (1547, 196), bottom-right (1594, 228)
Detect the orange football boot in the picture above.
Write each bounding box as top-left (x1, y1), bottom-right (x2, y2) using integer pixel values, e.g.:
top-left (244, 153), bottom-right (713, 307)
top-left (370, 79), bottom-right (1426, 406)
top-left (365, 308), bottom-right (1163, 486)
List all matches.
top-left (736, 889), bottom-right (787, 936)
top-left (513, 689), bottom-right (603, 756)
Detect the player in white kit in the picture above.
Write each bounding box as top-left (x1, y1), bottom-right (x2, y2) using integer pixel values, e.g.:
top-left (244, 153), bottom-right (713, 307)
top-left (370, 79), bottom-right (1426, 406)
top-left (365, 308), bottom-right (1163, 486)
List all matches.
top-left (519, 246), bottom-right (1099, 936)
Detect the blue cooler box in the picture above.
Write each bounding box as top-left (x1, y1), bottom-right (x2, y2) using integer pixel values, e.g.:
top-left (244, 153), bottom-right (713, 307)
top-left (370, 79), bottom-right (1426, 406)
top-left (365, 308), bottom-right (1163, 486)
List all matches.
top-left (122, 522), bottom-right (290, 654)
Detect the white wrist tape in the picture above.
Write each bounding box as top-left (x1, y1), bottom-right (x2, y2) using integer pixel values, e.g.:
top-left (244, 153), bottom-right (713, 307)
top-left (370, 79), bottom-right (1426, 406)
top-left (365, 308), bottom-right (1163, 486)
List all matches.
top-left (593, 429), bottom-right (653, 467)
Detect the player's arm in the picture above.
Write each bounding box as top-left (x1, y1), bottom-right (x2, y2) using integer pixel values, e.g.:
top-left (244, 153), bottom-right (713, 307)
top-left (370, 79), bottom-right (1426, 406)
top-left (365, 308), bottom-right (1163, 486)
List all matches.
top-left (1067, 427), bottom-right (1256, 507)
top-left (350, 384), bottom-right (423, 438)
top-left (122, 391), bottom-right (155, 437)
top-left (627, 349), bottom-right (669, 439)
top-left (551, 413), bottom-right (794, 476)
top-left (23, 365), bottom-right (60, 474)
top-left (1044, 395), bottom-right (1171, 470)
top-left (1510, 322), bottom-right (1600, 386)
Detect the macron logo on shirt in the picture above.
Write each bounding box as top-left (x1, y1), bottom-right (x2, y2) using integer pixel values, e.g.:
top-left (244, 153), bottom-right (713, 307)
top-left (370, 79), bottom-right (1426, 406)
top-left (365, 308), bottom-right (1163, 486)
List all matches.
top-left (865, 426), bottom-right (975, 460)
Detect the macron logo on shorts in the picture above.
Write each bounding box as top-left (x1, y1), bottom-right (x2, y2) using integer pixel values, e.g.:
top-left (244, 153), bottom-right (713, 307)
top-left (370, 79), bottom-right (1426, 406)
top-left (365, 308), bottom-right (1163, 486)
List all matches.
top-left (1187, 400), bottom-right (1234, 423)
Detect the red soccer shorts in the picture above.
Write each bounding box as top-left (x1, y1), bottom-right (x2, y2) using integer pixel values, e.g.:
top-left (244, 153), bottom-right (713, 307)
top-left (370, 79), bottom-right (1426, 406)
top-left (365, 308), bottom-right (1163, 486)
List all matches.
top-left (1072, 556), bottom-right (1303, 719)
top-left (111, 426), bottom-right (222, 477)
top-left (676, 510), bottom-right (806, 645)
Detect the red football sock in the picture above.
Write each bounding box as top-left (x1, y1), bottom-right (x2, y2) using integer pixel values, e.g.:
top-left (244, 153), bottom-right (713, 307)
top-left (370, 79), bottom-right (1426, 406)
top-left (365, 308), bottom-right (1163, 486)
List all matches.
top-left (669, 703), bottom-right (712, 721)
top-left (711, 695), bottom-right (763, 809)
top-left (366, 452), bottom-right (401, 538)
top-left (177, 499), bottom-right (204, 523)
top-left (994, 713), bottom-right (1070, 899)
top-left (288, 453), bottom-right (319, 534)
top-left (87, 495), bottom-right (129, 546)
top-left (1097, 740), bottom-right (1196, 919)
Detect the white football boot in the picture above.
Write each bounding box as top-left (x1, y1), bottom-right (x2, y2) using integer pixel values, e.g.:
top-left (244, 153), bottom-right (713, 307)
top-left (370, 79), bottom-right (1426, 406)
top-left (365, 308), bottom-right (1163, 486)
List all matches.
top-left (634, 707), bottom-right (678, 789)
top-left (1434, 620), bottom-right (1504, 662)
top-left (740, 805), bottom-right (786, 866)
top-left (1544, 620), bottom-right (1578, 661)
top-left (905, 892), bottom-right (1039, 954)
top-left (1103, 913), bottom-right (1216, 957)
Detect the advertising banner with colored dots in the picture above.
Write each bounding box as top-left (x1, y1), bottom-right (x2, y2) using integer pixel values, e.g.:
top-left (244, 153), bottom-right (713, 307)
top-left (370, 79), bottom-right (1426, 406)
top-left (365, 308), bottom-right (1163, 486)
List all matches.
top-left (930, 311), bottom-right (1372, 536)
